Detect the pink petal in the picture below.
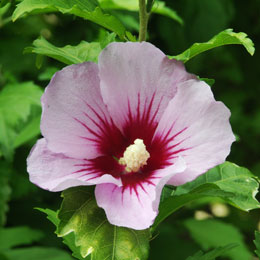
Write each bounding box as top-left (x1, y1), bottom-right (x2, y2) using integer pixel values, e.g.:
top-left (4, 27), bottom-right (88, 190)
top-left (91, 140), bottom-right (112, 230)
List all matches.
top-left (41, 62), bottom-right (118, 159)
top-left (95, 157), bottom-right (186, 230)
top-left (27, 139), bottom-right (121, 192)
top-left (153, 79), bottom-right (235, 186)
top-left (98, 42), bottom-right (195, 136)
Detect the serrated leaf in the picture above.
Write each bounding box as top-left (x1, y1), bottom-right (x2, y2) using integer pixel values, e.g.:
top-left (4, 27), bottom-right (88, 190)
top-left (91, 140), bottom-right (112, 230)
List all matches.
top-left (0, 226), bottom-right (44, 250)
top-left (152, 162), bottom-right (259, 231)
top-left (25, 33), bottom-right (116, 65)
top-left (186, 243), bottom-right (238, 260)
top-left (26, 37), bottom-right (101, 64)
top-left (175, 162), bottom-right (260, 211)
top-left (254, 231), bottom-right (260, 257)
top-left (152, 183), bottom-right (233, 231)
top-left (36, 208), bottom-right (84, 260)
top-left (0, 82), bottom-right (43, 160)
top-left (4, 247), bottom-right (74, 260)
top-left (12, 0), bottom-right (126, 38)
top-left (99, 0), bottom-right (183, 24)
top-left (172, 29), bottom-right (255, 63)
top-left (184, 219), bottom-right (252, 260)
top-left (0, 161), bottom-right (11, 226)
top-left (57, 187), bottom-right (150, 260)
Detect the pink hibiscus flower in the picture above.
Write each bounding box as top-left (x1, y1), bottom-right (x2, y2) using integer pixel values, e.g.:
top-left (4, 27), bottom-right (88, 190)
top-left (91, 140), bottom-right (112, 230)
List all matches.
top-left (27, 42), bottom-right (235, 230)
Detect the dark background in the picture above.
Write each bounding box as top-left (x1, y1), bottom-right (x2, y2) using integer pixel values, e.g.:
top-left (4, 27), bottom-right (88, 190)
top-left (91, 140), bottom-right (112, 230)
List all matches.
top-left (0, 0), bottom-right (260, 259)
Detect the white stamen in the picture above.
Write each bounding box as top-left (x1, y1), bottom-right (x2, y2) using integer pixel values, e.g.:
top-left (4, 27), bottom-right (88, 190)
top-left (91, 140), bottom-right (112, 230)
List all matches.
top-left (119, 139), bottom-right (150, 172)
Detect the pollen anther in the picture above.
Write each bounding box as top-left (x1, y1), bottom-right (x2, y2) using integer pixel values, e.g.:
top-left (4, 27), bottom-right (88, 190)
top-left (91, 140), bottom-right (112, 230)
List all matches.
top-left (119, 139), bottom-right (150, 172)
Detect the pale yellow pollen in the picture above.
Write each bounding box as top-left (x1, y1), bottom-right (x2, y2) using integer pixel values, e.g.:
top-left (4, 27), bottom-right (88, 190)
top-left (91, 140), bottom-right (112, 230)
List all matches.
top-left (119, 139), bottom-right (150, 172)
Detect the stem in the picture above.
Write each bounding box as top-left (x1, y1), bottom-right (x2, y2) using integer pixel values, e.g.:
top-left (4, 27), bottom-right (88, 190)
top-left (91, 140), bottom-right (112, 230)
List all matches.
top-left (138, 0), bottom-right (148, 42)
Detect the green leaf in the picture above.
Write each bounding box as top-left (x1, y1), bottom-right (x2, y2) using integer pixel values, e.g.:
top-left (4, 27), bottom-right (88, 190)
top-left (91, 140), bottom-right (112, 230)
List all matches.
top-left (175, 162), bottom-right (260, 211)
top-left (186, 244), bottom-right (238, 260)
top-left (13, 114), bottom-right (41, 148)
top-left (184, 219), bottom-right (252, 260)
top-left (25, 33), bottom-right (116, 65)
top-left (12, 0), bottom-right (126, 38)
top-left (152, 183), bottom-right (233, 231)
top-left (0, 253), bottom-right (8, 260)
top-left (38, 67), bottom-right (59, 81)
top-left (36, 208), bottom-right (84, 260)
top-left (57, 187), bottom-right (150, 260)
top-left (172, 29), bottom-right (255, 63)
top-left (152, 162), bottom-right (259, 231)
top-left (0, 226), bottom-right (44, 250)
top-left (0, 161), bottom-right (11, 226)
top-left (99, 0), bottom-right (183, 24)
top-left (0, 3), bottom-right (11, 18)
top-left (254, 231), bottom-right (260, 257)
top-left (198, 77), bottom-right (215, 86)
top-left (4, 247), bottom-right (74, 260)
top-left (0, 82), bottom-right (43, 160)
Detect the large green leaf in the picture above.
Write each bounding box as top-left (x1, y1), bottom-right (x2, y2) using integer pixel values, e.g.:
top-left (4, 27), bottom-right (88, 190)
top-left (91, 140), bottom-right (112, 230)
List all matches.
top-left (12, 0), bottom-right (126, 38)
top-left (186, 244), bottom-right (238, 260)
top-left (0, 161), bottom-right (11, 226)
top-left (152, 183), bottom-right (233, 231)
top-left (57, 187), bottom-right (150, 260)
top-left (37, 208), bottom-right (85, 260)
top-left (184, 219), bottom-right (252, 260)
top-left (4, 247), bottom-right (74, 260)
top-left (0, 226), bottom-right (44, 250)
top-left (175, 162), bottom-right (260, 211)
top-left (172, 29), bottom-right (255, 63)
top-left (99, 0), bottom-right (183, 24)
top-left (254, 231), bottom-right (260, 257)
top-left (0, 82), bottom-right (42, 160)
top-left (152, 162), bottom-right (259, 231)
top-left (25, 33), bottom-right (115, 65)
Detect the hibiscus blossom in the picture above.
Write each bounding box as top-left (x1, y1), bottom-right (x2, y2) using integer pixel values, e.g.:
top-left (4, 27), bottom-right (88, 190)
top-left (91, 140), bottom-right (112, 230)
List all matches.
top-left (27, 42), bottom-right (235, 230)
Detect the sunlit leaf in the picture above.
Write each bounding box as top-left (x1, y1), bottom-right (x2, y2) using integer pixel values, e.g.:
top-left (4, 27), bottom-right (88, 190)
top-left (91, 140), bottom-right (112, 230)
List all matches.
top-left (37, 208), bottom-right (85, 260)
top-left (0, 82), bottom-right (43, 160)
top-left (99, 0), bottom-right (183, 24)
top-left (57, 187), bottom-right (150, 260)
top-left (254, 231), bottom-right (260, 257)
top-left (4, 247), bottom-right (74, 260)
top-left (152, 183), bottom-right (233, 231)
top-left (12, 0), bottom-right (126, 38)
top-left (175, 162), bottom-right (260, 211)
top-left (153, 162), bottom-right (259, 231)
top-left (184, 219), bottom-right (252, 260)
top-left (0, 226), bottom-right (44, 250)
top-left (172, 29), bottom-right (255, 63)
top-left (186, 243), bottom-right (238, 260)
top-left (25, 33), bottom-right (116, 65)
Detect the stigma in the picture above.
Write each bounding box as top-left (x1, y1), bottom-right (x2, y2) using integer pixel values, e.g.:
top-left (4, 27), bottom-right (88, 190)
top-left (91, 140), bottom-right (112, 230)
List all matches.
top-left (119, 139), bottom-right (150, 172)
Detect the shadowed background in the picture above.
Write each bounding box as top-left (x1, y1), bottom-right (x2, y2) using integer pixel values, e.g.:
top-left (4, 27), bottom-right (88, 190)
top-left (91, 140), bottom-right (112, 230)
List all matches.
top-left (0, 0), bottom-right (259, 259)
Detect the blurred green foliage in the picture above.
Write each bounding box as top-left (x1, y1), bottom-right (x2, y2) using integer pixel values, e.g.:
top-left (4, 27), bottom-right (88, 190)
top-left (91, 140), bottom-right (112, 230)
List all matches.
top-left (0, 0), bottom-right (260, 259)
